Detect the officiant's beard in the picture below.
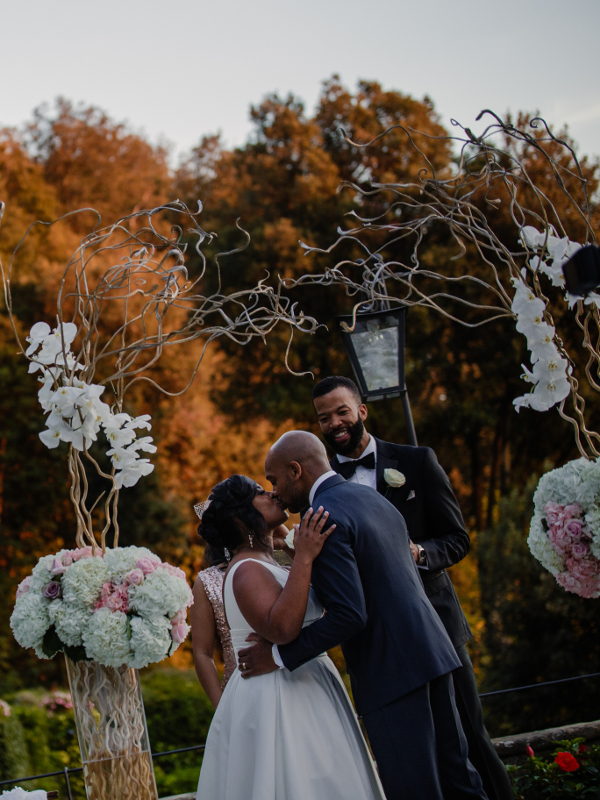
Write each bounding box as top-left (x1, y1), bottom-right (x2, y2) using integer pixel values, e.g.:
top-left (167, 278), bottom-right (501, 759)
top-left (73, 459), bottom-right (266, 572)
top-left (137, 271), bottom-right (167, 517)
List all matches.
top-left (324, 418), bottom-right (365, 456)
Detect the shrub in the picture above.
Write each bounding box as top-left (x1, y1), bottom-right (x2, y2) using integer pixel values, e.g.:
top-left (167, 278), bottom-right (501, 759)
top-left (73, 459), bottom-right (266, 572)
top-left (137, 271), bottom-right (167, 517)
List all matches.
top-left (141, 668), bottom-right (214, 796)
top-left (0, 710), bottom-right (30, 780)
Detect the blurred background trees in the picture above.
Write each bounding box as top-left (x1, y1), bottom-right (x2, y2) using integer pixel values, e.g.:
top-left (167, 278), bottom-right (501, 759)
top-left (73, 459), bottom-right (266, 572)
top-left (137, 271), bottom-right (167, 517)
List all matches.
top-left (1, 80), bottom-right (600, 744)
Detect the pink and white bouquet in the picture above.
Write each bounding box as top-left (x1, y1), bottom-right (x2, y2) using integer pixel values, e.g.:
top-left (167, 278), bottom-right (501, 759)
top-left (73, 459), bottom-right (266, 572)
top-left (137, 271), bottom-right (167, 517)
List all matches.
top-left (10, 545), bottom-right (193, 669)
top-left (528, 458), bottom-right (600, 598)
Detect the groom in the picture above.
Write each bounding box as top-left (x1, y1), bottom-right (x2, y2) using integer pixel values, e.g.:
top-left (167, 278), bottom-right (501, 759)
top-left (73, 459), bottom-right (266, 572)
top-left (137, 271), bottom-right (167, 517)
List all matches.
top-left (239, 431), bottom-right (487, 800)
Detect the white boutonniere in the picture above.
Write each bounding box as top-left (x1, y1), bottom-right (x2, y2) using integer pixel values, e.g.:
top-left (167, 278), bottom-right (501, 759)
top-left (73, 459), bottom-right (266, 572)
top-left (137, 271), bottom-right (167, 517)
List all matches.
top-left (383, 468), bottom-right (406, 497)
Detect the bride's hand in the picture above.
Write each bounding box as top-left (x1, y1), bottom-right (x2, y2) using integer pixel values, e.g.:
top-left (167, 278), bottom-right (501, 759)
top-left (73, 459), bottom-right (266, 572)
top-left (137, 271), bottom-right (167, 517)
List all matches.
top-left (293, 506), bottom-right (336, 562)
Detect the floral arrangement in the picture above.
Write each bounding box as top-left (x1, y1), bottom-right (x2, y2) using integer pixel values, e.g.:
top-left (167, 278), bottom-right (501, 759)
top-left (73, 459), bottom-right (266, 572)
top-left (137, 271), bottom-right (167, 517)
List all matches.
top-left (27, 321), bottom-right (156, 490)
top-left (10, 545), bottom-right (193, 669)
top-left (528, 458), bottom-right (600, 598)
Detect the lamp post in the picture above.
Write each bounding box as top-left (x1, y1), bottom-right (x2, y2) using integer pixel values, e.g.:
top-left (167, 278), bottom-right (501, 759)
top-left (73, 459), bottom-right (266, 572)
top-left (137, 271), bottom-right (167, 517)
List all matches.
top-left (336, 306), bottom-right (418, 446)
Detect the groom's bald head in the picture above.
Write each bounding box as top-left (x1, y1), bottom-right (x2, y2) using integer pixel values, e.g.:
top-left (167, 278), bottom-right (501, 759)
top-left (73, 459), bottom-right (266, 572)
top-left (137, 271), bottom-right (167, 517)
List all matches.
top-left (265, 431), bottom-right (331, 513)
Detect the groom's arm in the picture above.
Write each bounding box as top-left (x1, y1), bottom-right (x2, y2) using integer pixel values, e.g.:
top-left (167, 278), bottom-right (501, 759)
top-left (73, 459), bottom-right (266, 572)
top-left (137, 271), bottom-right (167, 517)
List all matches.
top-left (277, 520), bottom-right (367, 671)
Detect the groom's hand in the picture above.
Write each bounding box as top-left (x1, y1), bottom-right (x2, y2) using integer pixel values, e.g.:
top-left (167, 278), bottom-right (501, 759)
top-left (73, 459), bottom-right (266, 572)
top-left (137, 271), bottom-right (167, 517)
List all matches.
top-left (238, 633), bottom-right (279, 679)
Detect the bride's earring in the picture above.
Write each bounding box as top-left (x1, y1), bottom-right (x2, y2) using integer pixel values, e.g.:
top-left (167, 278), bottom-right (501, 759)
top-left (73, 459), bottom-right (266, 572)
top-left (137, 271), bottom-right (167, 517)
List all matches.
top-left (248, 534), bottom-right (254, 549)
top-left (224, 548), bottom-right (231, 561)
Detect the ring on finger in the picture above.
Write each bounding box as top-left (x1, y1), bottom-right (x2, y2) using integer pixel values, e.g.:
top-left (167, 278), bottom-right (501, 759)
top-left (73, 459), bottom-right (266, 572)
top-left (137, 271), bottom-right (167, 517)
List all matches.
top-left (241, 662), bottom-right (247, 671)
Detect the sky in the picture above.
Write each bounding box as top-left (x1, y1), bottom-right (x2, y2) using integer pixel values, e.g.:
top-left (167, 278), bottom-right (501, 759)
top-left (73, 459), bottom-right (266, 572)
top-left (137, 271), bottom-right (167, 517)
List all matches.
top-left (2, 0), bottom-right (600, 165)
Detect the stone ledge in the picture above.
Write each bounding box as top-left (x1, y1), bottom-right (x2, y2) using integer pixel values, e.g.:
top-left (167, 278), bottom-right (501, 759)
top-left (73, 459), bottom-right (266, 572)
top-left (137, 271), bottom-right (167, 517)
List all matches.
top-left (493, 718), bottom-right (600, 757)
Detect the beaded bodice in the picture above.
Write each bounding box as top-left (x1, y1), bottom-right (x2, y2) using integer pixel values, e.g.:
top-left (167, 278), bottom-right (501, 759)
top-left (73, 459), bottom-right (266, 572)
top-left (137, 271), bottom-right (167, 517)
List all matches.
top-left (199, 566), bottom-right (236, 687)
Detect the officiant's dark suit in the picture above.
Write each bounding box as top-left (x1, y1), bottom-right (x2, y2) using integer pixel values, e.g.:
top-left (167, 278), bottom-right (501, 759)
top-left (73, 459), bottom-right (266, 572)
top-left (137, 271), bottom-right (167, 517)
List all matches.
top-left (330, 439), bottom-right (514, 800)
top-left (277, 472), bottom-right (486, 800)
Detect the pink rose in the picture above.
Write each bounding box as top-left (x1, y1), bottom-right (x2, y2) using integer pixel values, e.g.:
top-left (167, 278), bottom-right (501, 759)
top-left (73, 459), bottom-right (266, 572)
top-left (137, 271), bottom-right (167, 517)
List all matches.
top-left (160, 562), bottom-right (187, 581)
top-left (170, 609), bottom-right (187, 625)
top-left (16, 576), bottom-right (31, 600)
top-left (72, 546), bottom-right (95, 561)
top-left (549, 525), bottom-right (573, 554)
top-left (571, 542), bottom-right (590, 559)
top-left (564, 519), bottom-right (585, 541)
top-left (544, 502), bottom-right (564, 526)
top-left (136, 557), bottom-right (160, 576)
top-left (171, 623), bottom-right (189, 645)
top-left (43, 581), bottom-right (62, 600)
top-left (561, 503), bottom-right (583, 521)
top-left (61, 552), bottom-right (74, 567)
top-left (125, 568), bottom-right (144, 586)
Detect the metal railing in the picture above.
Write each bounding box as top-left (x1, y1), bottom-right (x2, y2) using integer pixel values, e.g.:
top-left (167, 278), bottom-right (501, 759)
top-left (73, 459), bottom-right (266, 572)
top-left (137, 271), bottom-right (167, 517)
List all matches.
top-left (2, 670), bottom-right (600, 797)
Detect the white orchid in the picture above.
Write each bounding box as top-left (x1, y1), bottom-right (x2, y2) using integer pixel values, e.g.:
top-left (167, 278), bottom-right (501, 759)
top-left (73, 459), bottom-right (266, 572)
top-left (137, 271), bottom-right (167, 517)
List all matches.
top-left (29, 320), bottom-right (156, 489)
top-left (25, 321), bottom-right (51, 356)
top-left (114, 458), bottom-right (154, 489)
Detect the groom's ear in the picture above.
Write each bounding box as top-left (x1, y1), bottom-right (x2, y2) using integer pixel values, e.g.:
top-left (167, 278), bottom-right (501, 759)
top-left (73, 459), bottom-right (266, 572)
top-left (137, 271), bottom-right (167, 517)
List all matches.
top-left (289, 460), bottom-right (302, 480)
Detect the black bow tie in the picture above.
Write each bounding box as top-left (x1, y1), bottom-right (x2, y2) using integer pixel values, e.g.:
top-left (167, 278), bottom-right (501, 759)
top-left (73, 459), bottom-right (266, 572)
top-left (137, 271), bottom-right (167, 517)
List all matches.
top-left (337, 452), bottom-right (375, 480)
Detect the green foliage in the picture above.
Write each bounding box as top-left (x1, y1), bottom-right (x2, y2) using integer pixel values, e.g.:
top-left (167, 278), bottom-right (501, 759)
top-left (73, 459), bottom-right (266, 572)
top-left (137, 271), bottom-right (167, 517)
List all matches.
top-left (141, 668), bottom-right (213, 796)
top-left (479, 481), bottom-right (600, 736)
top-left (509, 739), bottom-right (600, 799)
top-left (0, 712), bottom-right (30, 780)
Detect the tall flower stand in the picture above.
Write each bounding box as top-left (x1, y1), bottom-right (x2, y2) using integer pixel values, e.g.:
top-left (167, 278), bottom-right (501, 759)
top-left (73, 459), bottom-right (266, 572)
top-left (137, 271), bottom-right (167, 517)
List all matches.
top-left (65, 657), bottom-right (158, 800)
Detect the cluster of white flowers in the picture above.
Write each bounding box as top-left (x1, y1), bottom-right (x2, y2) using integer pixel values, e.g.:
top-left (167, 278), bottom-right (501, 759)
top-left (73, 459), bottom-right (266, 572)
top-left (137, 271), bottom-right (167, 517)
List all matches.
top-left (26, 321), bottom-right (156, 489)
top-left (512, 226), bottom-right (583, 413)
top-left (529, 458), bottom-right (600, 599)
top-left (10, 545), bottom-right (193, 670)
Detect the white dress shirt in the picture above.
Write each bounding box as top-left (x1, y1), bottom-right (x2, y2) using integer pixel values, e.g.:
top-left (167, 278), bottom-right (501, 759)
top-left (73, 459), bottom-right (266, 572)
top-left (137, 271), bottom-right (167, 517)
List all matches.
top-left (337, 435), bottom-right (377, 490)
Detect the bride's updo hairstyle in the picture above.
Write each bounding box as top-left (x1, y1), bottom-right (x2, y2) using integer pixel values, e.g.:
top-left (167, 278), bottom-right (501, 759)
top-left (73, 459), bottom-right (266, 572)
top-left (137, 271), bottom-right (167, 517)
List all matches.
top-left (198, 475), bottom-right (270, 553)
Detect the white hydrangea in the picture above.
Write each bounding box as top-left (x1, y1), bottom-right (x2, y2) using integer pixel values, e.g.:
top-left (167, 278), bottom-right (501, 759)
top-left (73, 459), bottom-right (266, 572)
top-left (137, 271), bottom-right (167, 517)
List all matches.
top-left (128, 615), bottom-right (172, 669)
top-left (62, 557), bottom-right (108, 609)
top-left (29, 554), bottom-right (58, 592)
top-left (528, 511), bottom-right (566, 576)
top-left (128, 568), bottom-right (191, 619)
top-left (10, 592), bottom-right (50, 649)
top-left (103, 546), bottom-right (157, 583)
top-left (83, 608), bottom-right (133, 667)
top-left (48, 600), bottom-right (91, 647)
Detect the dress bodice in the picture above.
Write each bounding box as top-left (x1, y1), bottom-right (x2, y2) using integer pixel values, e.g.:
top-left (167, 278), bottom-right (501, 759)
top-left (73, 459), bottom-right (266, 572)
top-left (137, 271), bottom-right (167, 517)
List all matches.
top-left (223, 559), bottom-right (324, 658)
top-left (199, 566), bottom-right (236, 686)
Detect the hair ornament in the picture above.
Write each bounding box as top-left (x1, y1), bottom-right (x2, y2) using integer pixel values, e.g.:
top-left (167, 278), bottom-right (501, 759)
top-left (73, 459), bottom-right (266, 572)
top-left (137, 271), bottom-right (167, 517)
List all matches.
top-left (194, 499), bottom-right (211, 520)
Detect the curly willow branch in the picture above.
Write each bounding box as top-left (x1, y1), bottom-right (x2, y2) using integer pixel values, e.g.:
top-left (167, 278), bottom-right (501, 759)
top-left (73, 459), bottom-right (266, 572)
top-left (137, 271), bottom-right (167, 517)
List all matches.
top-left (287, 112), bottom-right (600, 459)
top-left (0, 200), bottom-right (320, 549)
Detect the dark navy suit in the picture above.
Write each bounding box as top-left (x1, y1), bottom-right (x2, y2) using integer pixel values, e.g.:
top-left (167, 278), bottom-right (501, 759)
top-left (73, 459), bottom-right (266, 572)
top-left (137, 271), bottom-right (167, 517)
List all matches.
top-left (278, 475), bottom-right (487, 800)
top-left (331, 441), bottom-right (514, 800)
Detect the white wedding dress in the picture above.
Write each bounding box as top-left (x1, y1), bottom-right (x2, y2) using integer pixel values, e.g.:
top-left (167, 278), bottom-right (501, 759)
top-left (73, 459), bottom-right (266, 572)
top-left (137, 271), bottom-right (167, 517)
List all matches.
top-left (196, 559), bottom-right (386, 800)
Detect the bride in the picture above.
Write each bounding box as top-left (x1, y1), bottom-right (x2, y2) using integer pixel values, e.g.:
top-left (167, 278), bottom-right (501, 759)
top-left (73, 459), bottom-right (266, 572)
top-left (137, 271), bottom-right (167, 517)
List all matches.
top-left (195, 474), bottom-right (385, 800)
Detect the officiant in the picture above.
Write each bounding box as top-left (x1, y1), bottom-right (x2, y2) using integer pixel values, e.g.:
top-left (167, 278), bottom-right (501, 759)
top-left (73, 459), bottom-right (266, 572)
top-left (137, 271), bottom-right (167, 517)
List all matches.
top-left (311, 375), bottom-right (514, 800)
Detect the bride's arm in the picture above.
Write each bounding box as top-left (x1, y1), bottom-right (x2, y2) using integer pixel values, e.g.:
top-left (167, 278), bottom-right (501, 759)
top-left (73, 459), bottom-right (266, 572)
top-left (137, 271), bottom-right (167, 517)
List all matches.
top-left (232, 508), bottom-right (335, 646)
top-left (190, 577), bottom-right (223, 709)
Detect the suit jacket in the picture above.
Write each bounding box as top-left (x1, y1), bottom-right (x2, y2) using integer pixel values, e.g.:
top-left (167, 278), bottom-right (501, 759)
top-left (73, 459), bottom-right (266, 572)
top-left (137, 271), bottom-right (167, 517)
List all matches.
top-left (332, 439), bottom-right (472, 648)
top-left (278, 475), bottom-right (461, 716)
